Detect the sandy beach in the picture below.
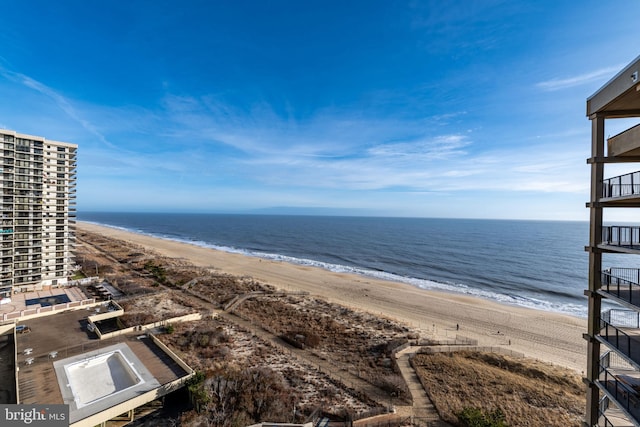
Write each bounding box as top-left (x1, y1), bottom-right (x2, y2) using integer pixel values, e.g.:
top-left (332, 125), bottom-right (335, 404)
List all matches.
top-left (77, 221), bottom-right (587, 373)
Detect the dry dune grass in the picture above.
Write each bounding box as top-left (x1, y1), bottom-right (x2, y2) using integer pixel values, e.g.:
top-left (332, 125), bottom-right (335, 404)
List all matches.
top-left (78, 229), bottom-right (415, 403)
top-left (118, 290), bottom-right (200, 326)
top-left (161, 316), bottom-right (380, 422)
top-left (234, 295), bottom-right (414, 402)
top-left (76, 228), bottom-right (587, 425)
top-left (412, 351), bottom-right (584, 427)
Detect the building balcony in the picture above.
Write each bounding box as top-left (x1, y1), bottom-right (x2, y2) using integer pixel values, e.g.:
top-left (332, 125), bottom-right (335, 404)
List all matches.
top-left (601, 171), bottom-right (640, 206)
top-left (601, 226), bottom-right (640, 254)
top-left (13, 242), bottom-right (36, 249)
top-left (598, 352), bottom-right (640, 425)
top-left (599, 310), bottom-right (640, 368)
top-left (15, 250), bottom-right (43, 259)
top-left (13, 269), bottom-right (42, 279)
top-left (608, 124), bottom-right (640, 158)
top-left (595, 268), bottom-right (637, 307)
top-left (13, 277), bottom-right (32, 285)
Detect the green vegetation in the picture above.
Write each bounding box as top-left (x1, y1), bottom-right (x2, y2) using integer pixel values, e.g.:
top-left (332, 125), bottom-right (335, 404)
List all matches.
top-left (70, 270), bottom-right (87, 280)
top-left (186, 371), bottom-right (209, 413)
top-left (144, 261), bottom-right (168, 285)
top-left (457, 407), bottom-right (508, 427)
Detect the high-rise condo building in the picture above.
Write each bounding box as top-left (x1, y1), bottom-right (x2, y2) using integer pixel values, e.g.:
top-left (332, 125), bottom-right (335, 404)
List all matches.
top-left (0, 129), bottom-right (77, 301)
top-left (585, 55), bottom-right (640, 426)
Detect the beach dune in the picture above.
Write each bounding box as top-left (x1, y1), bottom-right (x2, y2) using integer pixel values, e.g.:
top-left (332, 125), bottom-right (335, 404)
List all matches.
top-left (77, 222), bottom-right (587, 372)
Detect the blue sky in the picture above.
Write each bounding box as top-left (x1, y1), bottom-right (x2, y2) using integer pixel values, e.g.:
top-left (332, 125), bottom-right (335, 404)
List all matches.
top-left (0, 1), bottom-right (638, 220)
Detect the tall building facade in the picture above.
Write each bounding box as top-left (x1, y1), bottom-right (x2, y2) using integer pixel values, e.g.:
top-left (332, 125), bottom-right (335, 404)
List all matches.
top-left (0, 129), bottom-right (76, 300)
top-left (585, 56), bottom-right (640, 426)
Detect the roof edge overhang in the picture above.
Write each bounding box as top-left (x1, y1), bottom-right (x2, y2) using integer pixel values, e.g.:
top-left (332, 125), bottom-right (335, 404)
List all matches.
top-left (587, 54), bottom-right (640, 118)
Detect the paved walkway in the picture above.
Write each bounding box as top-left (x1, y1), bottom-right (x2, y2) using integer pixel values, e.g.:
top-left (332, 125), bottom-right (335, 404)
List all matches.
top-left (395, 346), bottom-right (453, 427)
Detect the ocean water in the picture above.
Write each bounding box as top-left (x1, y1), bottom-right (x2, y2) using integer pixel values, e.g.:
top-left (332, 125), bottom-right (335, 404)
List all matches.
top-left (76, 213), bottom-right (624, 318)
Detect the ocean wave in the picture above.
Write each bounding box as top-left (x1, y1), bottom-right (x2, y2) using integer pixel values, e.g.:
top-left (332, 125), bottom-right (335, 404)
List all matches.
top-left (80, 220), bottom-right (588, 318)
top-left (255, 252), bottom-right (588, 318)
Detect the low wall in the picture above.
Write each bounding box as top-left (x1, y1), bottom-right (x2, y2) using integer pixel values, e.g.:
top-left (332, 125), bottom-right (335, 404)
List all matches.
top-left (86, 301), bottom-right (124, 323)
top-left (0, 323), bottom-right (15, 335)
top-left (13, 276), bottom-right (92, 293)
top-left (2, 298), bottom-right (97, 322)
top-left (94, 312), bottom-right (206, 340)
top-left (149, 334), bottom-right (194, 376)
top-left (70, 374), bottom-right (193, 427)
top-left (353, 412), bottom-right (407, 427)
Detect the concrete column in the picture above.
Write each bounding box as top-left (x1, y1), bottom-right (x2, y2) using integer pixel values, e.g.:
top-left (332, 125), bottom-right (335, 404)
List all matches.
top-left (585, 114), bottom-right (605, 426)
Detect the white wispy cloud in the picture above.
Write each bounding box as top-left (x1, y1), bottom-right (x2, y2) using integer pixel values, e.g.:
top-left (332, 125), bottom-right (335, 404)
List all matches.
top-left (0, 65), bottom-right (591, 210)
top-left (0, 66), bottom-right (119, 150)
top-left (536, 66), bottom-right (623, 91)
top-left (149, 92), bottom-right (591, 196)
top-left (366, 135), bottom-right (471, 160)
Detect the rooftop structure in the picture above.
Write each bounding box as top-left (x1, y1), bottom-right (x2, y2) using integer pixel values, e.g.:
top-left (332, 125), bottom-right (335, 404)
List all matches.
top-left (13, 305), bottom-right (194, 427)
top-left (585, 55), bottom-right (640, 426)
top-left (0, 129), bottom-right (77, 300)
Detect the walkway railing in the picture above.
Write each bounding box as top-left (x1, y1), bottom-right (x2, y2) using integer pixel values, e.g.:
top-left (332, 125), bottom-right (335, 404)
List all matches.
top-left (602, 309), bottom-right (640, 329)
top-left (600, 350), bottom-right (636, 374)
top-left (602, 226), bottom-right (640, 249)
top-left (598, 363), bottom-right (640, 424)
top-left (602, 171), bottom-right (640, 199)
top-left (602, 268), bottom-right (640, 306)
top-left (599, 310), bottom-right (640, 365)
top-left (598, 395), bottom-right (612, 426)
top-left (598, 409), bottom-right (635, 427)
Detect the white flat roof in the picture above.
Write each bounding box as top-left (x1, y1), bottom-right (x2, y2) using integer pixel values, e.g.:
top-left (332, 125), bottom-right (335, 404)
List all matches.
top-left (53, 343), bottom-right (160, 424)
top-left (64, 349), bottom-right (144, 409)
